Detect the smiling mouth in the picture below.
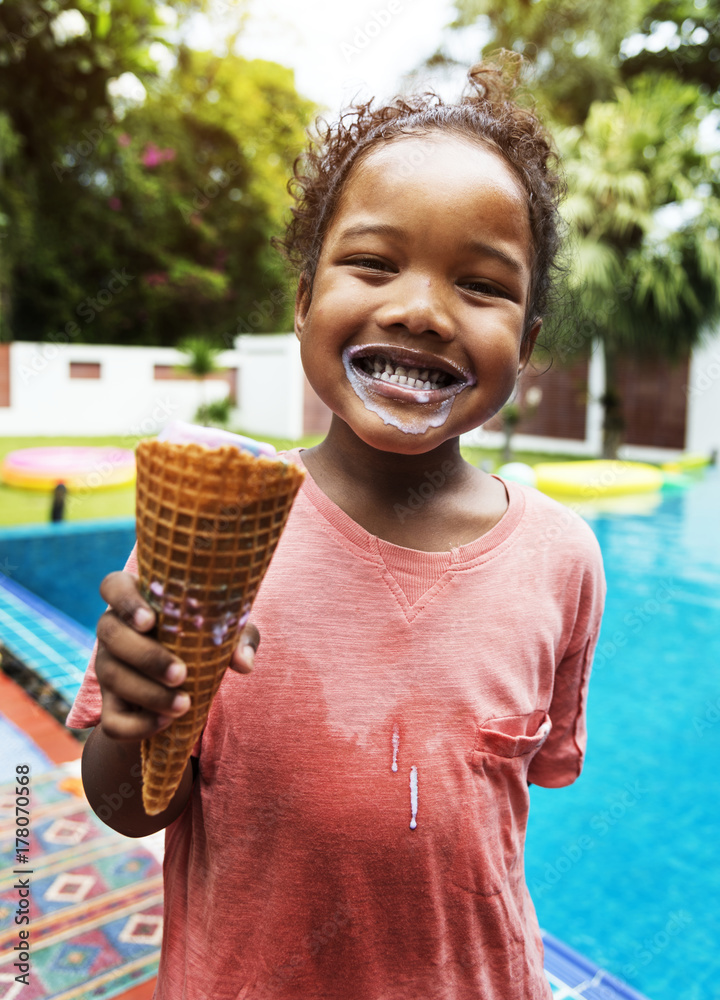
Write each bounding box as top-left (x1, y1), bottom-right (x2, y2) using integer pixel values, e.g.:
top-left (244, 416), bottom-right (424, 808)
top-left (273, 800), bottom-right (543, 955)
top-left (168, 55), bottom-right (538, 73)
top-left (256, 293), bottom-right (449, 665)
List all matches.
top-left (345, 346), bottom-right (475, 400)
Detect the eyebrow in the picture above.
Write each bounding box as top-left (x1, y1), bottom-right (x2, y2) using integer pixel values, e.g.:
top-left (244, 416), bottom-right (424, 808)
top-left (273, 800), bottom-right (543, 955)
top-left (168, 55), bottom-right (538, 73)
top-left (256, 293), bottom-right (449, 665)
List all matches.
top-left (335, 223), bottom-right (406, 242)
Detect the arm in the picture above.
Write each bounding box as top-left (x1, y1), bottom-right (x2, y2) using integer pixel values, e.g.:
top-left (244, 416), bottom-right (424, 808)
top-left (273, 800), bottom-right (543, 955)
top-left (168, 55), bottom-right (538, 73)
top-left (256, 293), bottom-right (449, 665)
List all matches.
top-left (80, 571), bottom-right (258, 838)
top-left (81, 725), bottom-right (194, 838)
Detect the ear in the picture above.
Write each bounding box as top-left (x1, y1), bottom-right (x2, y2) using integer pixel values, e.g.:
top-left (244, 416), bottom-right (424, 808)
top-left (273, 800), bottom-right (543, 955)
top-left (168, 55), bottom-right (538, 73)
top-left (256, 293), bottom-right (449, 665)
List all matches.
top-left (294, 273), bottom-right (312, 341)
top-left (518, 318), bottom-right (542, 373)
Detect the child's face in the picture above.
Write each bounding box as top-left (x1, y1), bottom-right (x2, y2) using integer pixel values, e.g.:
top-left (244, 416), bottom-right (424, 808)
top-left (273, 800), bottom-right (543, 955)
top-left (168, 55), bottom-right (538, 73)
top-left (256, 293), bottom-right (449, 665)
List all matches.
top-left (295, 134), bottom-right (541, 454)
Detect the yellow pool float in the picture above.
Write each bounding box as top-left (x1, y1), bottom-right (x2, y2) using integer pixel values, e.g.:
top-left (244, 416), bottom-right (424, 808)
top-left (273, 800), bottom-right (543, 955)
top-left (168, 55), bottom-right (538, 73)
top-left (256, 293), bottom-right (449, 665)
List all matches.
top-left (534, 460), bottom-right (664, 498)
top-left (661, 453), bottom-right (711, 473)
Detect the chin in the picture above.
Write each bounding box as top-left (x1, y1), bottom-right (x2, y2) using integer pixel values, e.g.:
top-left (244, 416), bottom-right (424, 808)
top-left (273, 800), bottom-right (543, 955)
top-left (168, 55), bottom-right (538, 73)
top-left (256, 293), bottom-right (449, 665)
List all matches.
top-left (353, 420), bottom-right (456, 457)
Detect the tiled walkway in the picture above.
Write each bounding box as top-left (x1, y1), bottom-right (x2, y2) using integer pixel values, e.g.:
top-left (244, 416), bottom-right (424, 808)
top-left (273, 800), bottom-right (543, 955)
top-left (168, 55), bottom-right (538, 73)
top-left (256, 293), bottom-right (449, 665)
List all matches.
top-left (0, 675), bottom-right (157, 1000)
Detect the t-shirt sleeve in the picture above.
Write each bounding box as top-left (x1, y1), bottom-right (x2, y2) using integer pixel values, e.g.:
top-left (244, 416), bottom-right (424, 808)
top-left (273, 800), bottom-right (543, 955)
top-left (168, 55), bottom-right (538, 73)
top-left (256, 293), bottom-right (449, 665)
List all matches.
top-left (65, 544), bottom-right (139, 731)
top-left (527, 535), bottom-right (606, 788)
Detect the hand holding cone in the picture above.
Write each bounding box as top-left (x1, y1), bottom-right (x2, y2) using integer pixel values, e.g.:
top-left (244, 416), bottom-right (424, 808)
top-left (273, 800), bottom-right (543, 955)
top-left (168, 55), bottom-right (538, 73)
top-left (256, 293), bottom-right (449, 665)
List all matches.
top-left (135, 437), bottom-right (305, 815)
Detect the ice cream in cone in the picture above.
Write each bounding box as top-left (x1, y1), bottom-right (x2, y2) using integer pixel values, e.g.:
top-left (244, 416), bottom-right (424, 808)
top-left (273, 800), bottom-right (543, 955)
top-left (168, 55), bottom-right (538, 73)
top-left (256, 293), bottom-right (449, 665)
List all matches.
top-left (135, 421), bottom-right (305, 815)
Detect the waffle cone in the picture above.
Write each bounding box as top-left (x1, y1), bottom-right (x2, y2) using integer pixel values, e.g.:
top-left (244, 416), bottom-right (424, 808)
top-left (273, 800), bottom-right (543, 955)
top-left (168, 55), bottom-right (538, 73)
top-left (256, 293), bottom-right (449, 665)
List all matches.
top-left (135, 439), bottom-right (305, 815)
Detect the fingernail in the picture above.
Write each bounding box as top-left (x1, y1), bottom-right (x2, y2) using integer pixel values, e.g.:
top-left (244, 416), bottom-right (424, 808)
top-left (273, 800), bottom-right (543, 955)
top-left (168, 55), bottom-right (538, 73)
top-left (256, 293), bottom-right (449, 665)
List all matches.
top-left (165, 662), bottom-right (186, 685)
top-left (134, 607), bottom-right (154, 629)
top-left (242, 643), bottom-right (255, 668)
top-left (171, 692), bottom-right (191, 714)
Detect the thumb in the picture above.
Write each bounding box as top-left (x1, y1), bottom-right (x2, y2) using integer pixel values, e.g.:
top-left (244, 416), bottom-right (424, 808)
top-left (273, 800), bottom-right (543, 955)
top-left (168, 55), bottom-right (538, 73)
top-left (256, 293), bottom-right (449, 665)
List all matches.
top-left (229, 622), bottom-right (260, 674)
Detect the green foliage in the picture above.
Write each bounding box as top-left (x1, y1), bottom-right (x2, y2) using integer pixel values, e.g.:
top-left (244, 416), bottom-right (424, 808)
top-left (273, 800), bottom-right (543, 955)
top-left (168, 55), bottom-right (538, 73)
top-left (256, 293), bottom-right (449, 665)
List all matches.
top-left (100, 49), bottom-right (313, 346)
top-left (177, 336), bottom-right (222, 378)
top-left (558, 75), bottom-right (720, 361)
top-left (195, 395), bottom-right (233, 427)
top-left (448, 0), bottom-right (720, 122)
top-left (0, 2), bottom-right (314, 345)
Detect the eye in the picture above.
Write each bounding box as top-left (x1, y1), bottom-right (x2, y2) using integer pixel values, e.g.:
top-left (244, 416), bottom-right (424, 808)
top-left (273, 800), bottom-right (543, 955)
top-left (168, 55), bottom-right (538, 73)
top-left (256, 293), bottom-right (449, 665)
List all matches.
top-left (461, 280), bottom-right (512, 299)
top-left (345, 256), bottom-right (394, 273)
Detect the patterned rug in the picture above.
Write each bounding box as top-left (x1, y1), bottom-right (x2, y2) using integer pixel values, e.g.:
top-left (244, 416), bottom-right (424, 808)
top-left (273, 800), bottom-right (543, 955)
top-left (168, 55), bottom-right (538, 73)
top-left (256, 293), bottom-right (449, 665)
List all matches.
top-left (0, 766), bottom-right (161, 1000)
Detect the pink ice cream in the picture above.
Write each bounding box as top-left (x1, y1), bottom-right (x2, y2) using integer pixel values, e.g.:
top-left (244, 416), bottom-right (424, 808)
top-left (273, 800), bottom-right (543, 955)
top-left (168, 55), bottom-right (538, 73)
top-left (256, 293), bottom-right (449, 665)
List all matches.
top-left (158, 420), bottom-right (276, 458)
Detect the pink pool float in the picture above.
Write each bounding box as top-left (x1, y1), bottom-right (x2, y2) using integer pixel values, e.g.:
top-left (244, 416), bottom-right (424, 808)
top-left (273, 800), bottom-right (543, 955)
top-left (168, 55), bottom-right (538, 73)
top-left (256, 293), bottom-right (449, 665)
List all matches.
top-left (1, 447), bottom-right (136, 491)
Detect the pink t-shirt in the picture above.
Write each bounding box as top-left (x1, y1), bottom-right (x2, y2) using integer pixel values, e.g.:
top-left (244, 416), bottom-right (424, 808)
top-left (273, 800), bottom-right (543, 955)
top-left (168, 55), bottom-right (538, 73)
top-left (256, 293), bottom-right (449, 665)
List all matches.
top-left (67, 456), bottom-right (605, 1000)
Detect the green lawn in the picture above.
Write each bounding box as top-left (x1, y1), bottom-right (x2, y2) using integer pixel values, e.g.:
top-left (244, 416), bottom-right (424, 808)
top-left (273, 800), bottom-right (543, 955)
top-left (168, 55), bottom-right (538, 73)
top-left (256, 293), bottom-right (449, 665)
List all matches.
top-left (0, 433), bottom-right (580, 527)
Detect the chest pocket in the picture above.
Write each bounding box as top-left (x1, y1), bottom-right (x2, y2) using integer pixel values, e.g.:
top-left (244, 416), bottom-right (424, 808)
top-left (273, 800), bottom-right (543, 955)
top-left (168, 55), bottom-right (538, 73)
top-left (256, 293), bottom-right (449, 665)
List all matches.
top-left (449, 710), bottom-right (551, 897)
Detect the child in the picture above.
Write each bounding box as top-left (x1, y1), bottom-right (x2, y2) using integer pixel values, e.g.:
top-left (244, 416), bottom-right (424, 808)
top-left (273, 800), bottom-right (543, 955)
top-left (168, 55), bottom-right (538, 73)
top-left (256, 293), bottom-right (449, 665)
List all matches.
top-left (69, 59), bottom-right (605, 1000)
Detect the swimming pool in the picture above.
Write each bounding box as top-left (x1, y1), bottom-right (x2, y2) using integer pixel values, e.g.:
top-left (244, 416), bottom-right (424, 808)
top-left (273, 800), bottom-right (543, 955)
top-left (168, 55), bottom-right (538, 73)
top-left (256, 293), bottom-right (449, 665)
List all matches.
top-left (525, 467), bottom-right (720, 1000)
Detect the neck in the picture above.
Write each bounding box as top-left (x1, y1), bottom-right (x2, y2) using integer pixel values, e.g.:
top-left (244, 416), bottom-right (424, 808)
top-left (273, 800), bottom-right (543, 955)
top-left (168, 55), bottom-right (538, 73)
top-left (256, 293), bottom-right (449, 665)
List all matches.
top-left (303, 416), bottom-right (472, 505)
top-left (301, 416), bottom-right (508, 551)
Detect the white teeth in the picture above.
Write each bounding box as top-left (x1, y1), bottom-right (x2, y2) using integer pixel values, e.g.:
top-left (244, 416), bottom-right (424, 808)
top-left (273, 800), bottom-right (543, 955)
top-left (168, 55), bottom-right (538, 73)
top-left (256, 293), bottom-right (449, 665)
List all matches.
top-left (357, 354), bottom-right (458, 392)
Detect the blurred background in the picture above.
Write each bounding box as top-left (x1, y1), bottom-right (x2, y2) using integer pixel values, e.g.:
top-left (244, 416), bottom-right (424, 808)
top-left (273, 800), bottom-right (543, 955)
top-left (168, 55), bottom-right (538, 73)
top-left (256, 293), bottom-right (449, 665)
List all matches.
top-left (0, 0), bottom-right (719, 471)
top-left (0, 3), bottom-right (719, 1000)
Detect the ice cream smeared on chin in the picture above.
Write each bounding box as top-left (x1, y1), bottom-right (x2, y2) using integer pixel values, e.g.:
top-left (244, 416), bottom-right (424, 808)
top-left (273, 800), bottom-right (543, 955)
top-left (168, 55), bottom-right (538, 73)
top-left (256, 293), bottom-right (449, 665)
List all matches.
top-left (342, 345), bottom-right (474, 435)
top-left (158, 420), bottom-right (277, 458)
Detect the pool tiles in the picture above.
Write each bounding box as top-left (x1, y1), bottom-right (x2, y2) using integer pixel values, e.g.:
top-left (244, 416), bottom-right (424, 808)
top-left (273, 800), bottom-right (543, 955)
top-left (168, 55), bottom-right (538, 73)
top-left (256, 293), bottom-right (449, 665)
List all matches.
top-left (543, 932), bottom-right (651, 999)
top-left (0, 572), bottom-right (94, 706)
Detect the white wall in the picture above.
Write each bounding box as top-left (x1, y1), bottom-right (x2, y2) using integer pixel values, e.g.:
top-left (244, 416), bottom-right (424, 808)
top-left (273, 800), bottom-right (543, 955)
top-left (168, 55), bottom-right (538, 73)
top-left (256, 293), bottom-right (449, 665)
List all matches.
top-left (3, 330), bottom-right (718, 454)
top-left (0, 343), bottom-right (232, 437)
top-left (684, 328), bottom-right (720, 459)
top-left (233, 334), bottom-right (304, 440)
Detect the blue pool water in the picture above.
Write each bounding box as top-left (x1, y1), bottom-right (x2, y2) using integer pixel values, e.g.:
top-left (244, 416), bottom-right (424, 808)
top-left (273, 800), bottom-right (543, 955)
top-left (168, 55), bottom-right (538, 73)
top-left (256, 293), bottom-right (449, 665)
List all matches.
top-left (0, 518), bottom-right (135, 630)
top-left (525, 468), bottom-right (720, 1000)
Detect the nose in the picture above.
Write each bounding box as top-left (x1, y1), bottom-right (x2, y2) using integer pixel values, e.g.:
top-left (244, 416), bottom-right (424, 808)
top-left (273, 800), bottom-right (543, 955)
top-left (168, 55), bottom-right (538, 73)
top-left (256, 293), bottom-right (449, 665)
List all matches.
top-left (376, 272), bottom-right (454, 341)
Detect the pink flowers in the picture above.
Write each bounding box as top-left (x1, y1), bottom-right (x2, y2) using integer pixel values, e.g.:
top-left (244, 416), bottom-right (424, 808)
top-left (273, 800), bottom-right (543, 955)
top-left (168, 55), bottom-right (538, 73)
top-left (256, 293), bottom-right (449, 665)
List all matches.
top-left (145, 272), bottom-right (169, 287)
top-left (108, 197), bottom-right (122, 211)
top-left (141, 143), bottom-right (176, 168)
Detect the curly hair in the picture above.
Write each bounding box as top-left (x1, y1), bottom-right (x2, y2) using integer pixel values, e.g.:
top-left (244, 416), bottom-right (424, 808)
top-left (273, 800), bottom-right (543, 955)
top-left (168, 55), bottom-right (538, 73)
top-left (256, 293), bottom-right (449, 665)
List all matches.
top-left (276, 54), bottom-right (566, 340)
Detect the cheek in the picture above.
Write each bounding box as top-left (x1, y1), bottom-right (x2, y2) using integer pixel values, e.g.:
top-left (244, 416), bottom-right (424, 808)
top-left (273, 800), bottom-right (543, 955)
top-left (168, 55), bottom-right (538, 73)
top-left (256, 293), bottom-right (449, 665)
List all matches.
top-left (473, 330), bottom-right (524, 376)
top-left (299, 332), bottom-right (343, 410)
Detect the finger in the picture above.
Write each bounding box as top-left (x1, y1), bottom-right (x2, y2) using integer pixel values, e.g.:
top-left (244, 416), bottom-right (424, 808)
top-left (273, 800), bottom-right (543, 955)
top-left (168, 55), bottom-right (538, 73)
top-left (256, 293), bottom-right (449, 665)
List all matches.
top-left (229, 622), bottom-right (260, 674)
top-left (96, 650), bottom-right (191, 719)
top-left (97, 610), bottom-right (186, 687)
top-left (100, 570), bottom-right (155, 632)
top-left (100, 689), bottom-right (177, 742)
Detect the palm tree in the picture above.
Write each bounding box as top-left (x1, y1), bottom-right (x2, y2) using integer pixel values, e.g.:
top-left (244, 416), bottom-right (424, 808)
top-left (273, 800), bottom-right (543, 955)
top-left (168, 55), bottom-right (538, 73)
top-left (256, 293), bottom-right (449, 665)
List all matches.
top-left (556, 77), bottom-right (720, 456)
top-left (176, 336), bottom-right (226, 423)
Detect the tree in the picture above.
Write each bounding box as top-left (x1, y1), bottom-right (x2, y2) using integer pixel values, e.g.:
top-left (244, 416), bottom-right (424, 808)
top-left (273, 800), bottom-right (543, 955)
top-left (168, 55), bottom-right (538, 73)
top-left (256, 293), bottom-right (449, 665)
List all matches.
top-left (0, 2), bottom-right (314, 346)
top-left (439, 0), bottom-right (648, 124)
top-left (557, 77), bottom-right (720, 454)
top-left (440, 0), bottom-right (720, 118)
top-left (94, 48), bottom-right (313, 347)
top-left (0, 0), bottom-right (205, 340)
